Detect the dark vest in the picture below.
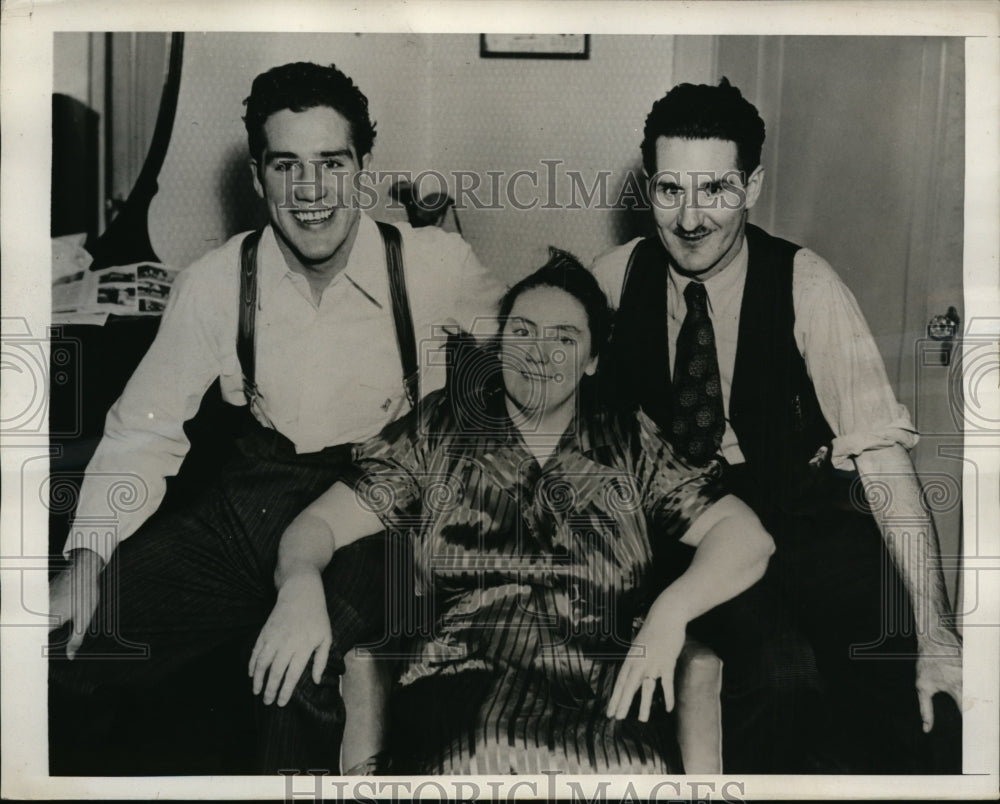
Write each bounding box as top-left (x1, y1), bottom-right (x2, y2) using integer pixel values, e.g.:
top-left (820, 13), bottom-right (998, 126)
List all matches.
top-left (602, 223), bottom-right (836, 513)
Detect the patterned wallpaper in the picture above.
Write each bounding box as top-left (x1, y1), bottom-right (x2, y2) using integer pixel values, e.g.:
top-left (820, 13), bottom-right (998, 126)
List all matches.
top-left (149, 33), bottom-right (683, 282)
top-left (150, 33), bottom-right (436, 268)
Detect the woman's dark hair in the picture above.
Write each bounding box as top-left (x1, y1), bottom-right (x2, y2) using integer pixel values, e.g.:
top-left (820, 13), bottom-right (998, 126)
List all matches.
top-left (497, 248), bottom-right (612, 357)
top-left (640, 77), bottom-right (766, 177)
top-left (243, 62), bottom-right (377, 165)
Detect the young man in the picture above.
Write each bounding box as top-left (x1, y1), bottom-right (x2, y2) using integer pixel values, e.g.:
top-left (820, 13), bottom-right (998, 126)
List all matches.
top-left (48, 61), bottom-right (500, 774)
top-left (592, 78), bottom-right (962, 773)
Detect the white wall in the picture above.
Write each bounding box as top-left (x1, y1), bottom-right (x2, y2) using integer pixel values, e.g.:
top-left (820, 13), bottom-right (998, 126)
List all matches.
top-left (53, 32), bottom-right (96, 106)
top-left (151, 33), bottom-right (436, 267)
top-left (150, 33), bottom-right (703, 282)
top-left (422, 35), bottom-right (682, 281)
top-left (716, 36), bottom-right (965, 389)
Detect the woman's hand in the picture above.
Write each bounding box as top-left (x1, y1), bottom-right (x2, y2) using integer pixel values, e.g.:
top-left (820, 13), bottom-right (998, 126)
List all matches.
top-left (249, 571), bottom-right (331, 707)
top-left (605, 495), bottom-right (773, 722)
top-left (606, 604), bottom-right (687, 722)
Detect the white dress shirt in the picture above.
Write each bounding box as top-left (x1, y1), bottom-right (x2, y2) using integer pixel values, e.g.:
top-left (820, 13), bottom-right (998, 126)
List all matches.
top-left (592, 234), bottom-right (917, 468)
top-left (66, 214), bottom-right (503, 561)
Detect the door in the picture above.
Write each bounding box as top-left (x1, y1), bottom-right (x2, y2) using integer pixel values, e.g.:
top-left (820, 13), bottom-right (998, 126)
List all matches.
top-left (714, 36), bottom-right (966, 606)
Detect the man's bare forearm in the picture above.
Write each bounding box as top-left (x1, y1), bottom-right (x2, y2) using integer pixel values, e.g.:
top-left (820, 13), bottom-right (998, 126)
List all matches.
top-left (855, 445), bottom-right (957, 643)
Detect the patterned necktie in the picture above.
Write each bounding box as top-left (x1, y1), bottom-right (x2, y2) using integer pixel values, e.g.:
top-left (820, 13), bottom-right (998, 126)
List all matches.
top-left (670, 281), bottom-right (725, 464)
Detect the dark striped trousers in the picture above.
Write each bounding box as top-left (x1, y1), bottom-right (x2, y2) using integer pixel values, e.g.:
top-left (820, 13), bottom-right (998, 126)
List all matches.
top-left (681, 462), bottom-right (960, 774)
top-left (49, 423), bottom-right (389, 774)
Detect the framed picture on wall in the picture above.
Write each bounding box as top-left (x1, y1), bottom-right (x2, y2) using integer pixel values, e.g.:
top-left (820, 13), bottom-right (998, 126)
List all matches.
top-left (480, 33), bottom-right (589, 59)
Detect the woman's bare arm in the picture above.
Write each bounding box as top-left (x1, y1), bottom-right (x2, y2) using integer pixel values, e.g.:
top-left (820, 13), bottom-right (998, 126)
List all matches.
top-left (249, 480), bottom-right (385, 706)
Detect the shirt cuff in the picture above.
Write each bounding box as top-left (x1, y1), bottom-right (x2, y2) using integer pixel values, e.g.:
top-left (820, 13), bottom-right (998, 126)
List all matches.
top-left (62, 522), bottom-right (122, 565)
top-left (830, 421), bottom-right (919, 470)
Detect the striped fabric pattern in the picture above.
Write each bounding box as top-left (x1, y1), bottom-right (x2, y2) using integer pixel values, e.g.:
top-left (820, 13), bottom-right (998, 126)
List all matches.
top-left (353, 385), bottom-right (724, 774)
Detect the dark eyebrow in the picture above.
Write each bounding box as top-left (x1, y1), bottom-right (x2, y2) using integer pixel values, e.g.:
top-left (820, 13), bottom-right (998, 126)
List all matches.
top-left (508, 318), bottom-right (581, 334)
top-left (264, 149), bottom-right (354, 164)
top-left (263, 151), bottom-right (299, 164)
top-left (701, 173), bottom-right (745, 190)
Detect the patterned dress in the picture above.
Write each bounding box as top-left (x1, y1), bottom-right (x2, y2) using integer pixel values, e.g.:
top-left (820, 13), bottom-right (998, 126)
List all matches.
top-left (352, 377), bottom-right (724, 774)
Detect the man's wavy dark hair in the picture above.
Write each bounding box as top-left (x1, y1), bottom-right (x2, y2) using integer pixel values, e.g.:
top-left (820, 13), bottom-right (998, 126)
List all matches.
top-left (243, 62), bottom-right (377, 165)
top-left (640, 77), bottom-right (766, 177)
top-left (497, 248), bottom-right (613, 358)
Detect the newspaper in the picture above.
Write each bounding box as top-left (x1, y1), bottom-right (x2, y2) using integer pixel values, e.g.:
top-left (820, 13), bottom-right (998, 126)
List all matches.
top-left (52, 234), bottom-right (179, 324)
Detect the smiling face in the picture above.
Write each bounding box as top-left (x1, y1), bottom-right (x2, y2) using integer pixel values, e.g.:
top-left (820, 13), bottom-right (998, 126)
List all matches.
top-left (500, 285), bottom-right (598, 422)
top-left (648, 136), bottom-right (764, 280)
top-left (250, 105), bottom-right (371, 277)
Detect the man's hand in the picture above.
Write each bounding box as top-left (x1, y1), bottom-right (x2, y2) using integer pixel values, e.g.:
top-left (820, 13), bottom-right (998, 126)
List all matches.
top-left (916, 630), bottom-right (963, 732)
top-left (854, 447), bottom-right (963, 733)
top-left (606, 605), bottom-right (687, 722)
top-left (49, 548), bottom-right (104, 659)
top-left (249, 571), bottom-right (331, 707)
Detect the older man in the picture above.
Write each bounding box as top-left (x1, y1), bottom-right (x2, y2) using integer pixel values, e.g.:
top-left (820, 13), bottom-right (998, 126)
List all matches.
top-left (593, 78), bottom-right (962, 773)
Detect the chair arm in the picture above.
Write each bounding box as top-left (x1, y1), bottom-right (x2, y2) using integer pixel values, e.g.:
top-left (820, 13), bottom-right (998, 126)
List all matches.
top-left (341, 650), bottom-right (393, 774)
top-left (342, 638), bottom-right (725, 774)
top-left (674, 637), bottom-right (724, 774)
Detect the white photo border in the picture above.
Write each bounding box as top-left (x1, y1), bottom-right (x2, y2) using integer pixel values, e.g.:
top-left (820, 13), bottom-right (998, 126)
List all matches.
top-left (2, 1), bottom-right (998, 800)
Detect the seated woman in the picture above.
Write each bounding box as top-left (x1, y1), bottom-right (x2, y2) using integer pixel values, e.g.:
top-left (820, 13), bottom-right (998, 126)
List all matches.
top-left (249, 249), bottom-right (774, 774)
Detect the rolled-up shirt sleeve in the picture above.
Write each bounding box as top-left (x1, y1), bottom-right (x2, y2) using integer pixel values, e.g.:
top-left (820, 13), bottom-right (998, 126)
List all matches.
top-left (633, 410), bottom-right (727, 542)
top-left (64, 259), bottom-right (230, 563)
top-left (793, 250), bottom-right (919, 470)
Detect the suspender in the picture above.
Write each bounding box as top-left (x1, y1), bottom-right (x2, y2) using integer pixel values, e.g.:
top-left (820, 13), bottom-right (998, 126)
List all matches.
top-left (376, 220), bottom-right (419, 408)
top-left (236, 222), bottom-right (419, 419)
top-left (237, 229), bottom-right (264, 413)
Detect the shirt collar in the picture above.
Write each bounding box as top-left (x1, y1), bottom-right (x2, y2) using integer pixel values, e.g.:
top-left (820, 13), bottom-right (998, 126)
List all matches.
top-left (258, 213), bottom-right (388, 308)
top-left (666, 234), bottom-right (749, 314)
top-left (340, 214), bottom-right (389, 308)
